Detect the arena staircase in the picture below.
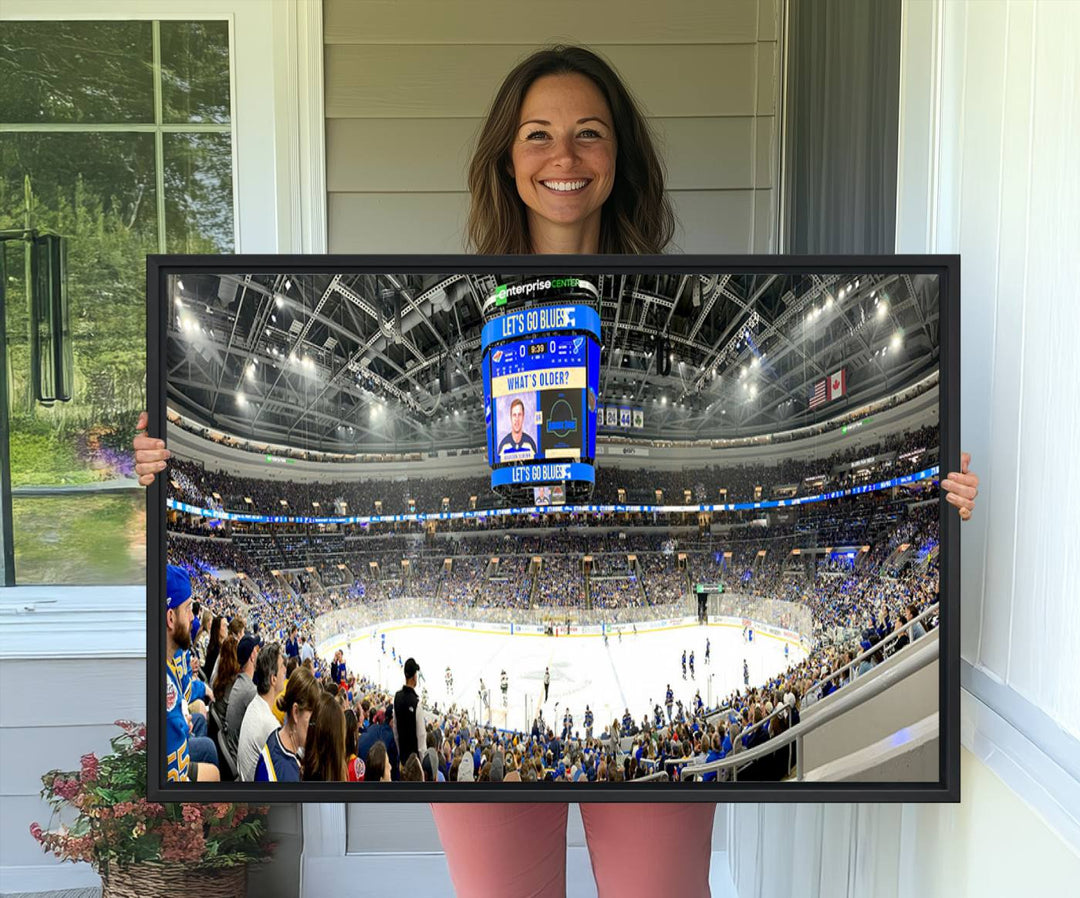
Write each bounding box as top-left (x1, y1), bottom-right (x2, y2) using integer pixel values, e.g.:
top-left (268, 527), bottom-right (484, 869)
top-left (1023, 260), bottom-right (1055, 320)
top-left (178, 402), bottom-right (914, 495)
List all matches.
top-left (880, 541), bottom-right (916, 577)
top-left (526, 557), bottom-right (541, 608)
top-left (236, 573), bottom-right (266, 606)
top-left (631, 557), bottom-right (648, 604)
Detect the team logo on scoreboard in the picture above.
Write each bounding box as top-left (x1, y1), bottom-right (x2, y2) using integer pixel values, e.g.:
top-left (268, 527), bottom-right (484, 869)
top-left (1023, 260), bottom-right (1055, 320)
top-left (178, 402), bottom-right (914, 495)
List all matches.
top-left (492, 350), bottom-right (504, 363)
top-left (546, 397), bottom-right (579, 438)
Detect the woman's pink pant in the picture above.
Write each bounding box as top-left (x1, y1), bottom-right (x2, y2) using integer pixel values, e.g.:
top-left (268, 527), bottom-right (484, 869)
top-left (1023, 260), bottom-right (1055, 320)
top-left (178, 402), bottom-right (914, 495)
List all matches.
top-left (431, 802), bottom-right (715, 897)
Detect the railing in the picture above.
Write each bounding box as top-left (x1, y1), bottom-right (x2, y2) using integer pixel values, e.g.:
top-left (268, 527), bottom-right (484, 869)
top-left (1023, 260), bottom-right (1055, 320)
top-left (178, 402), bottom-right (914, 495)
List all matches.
top-left (660, 603), bottom-right (939, 780)
top-left (679, 636), bottom-right (938, 782)
top-left (807, 602), bottom-right (938, 698)
top-left (631, 771), bottom-right (670, 782)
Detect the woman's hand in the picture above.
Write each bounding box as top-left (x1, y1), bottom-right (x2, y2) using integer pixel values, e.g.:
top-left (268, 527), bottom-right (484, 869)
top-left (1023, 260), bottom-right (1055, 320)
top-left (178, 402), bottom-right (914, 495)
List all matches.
top-left (942, 452), bottom-right (979, 521)
top-left (133, 410), bottom-right (170, 486)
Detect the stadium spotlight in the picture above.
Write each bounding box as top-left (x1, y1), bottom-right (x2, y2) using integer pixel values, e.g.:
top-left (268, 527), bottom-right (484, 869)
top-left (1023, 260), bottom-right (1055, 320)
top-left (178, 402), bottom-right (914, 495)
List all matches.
top-left (891, 332), bottom-right (902, 350)
top-left (877, 300), bottom-right (888, 318)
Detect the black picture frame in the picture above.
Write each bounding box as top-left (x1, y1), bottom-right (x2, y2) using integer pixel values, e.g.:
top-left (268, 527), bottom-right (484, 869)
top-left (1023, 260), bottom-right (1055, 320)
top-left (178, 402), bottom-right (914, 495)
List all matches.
top-left (146, 253), bottom-right (960, 803)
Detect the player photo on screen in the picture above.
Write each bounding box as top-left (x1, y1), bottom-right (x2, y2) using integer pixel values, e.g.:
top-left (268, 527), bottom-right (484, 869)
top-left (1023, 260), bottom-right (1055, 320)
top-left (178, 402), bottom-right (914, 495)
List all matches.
top-left (495, 393), bottom-right (539, 462)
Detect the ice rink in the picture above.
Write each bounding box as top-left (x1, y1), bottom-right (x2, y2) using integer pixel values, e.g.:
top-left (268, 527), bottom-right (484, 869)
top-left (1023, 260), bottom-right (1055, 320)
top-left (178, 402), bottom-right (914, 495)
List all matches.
top-left (328, 620), bottom-right (806, 735)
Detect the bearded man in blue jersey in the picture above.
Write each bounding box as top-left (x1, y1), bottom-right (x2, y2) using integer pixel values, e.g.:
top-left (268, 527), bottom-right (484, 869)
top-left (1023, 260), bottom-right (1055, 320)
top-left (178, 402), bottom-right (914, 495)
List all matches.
top-left (165, 565), bottom-right (220, 783)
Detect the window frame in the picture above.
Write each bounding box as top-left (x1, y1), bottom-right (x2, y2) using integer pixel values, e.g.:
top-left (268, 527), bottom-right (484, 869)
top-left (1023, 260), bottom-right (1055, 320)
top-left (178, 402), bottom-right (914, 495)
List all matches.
top-left (0, 0), bottom-right (326, 593)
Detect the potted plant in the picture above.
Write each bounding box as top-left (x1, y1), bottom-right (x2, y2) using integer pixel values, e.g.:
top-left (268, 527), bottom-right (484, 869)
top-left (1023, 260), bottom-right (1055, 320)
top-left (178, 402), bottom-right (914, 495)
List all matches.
top-left (30, 720), bottom-right (274, 897)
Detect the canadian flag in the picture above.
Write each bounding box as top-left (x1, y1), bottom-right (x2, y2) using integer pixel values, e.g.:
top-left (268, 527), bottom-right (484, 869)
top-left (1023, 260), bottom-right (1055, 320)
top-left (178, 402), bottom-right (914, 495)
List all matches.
top-left (828, 368), bottom-right (846, 401)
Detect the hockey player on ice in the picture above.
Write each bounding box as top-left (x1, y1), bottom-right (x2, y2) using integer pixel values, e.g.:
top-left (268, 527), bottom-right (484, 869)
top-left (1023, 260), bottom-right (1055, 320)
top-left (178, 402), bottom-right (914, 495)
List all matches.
top-left (500, 669), bottom-right (509, 707)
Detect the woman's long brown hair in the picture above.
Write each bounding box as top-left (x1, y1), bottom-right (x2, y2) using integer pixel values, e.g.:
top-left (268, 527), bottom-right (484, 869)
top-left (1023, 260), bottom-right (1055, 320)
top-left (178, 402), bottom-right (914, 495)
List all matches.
top-left (467, 45), bottom-right (675, 255)
top-left (212, 635), bottom-right (240, 697)
top-left (302, 692), bottom-right (348, 782)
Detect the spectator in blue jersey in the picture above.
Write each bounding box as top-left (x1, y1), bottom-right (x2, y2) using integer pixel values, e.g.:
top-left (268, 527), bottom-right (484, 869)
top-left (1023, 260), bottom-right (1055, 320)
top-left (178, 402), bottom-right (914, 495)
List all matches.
top-left (254, 664), bottom-right (320, 782)
top-left (357, 704), bottom-right (400, 782)
top-left (497, 397), bottom-right (538, 460)
top-left (285, 626), bottom-right (300, 660)
top-left (164, 565), bottom-right (219, 783)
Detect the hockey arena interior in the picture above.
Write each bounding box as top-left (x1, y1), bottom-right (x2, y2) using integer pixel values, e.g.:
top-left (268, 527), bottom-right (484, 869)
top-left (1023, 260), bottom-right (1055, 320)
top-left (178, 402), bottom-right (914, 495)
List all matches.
top-left (161, 269), bottom-right (943, 788)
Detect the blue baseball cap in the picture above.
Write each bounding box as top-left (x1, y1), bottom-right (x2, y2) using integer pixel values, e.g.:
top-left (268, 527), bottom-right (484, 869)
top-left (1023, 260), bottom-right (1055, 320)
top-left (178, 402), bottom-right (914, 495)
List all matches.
top-left (165, 565), bottom-right (192, 610)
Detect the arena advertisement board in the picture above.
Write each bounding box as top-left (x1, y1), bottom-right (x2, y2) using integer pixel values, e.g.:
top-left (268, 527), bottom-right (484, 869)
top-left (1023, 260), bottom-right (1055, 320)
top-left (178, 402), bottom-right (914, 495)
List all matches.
top-left (147, 255), bottom-right (960, 803)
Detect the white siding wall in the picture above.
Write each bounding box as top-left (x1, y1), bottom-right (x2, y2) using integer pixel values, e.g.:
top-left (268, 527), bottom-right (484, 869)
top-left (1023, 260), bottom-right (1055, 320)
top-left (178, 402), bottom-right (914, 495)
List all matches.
top-left (323, 0), bottom-right (782, 254)
top-left (728, 1), bottom-right (1080, 894)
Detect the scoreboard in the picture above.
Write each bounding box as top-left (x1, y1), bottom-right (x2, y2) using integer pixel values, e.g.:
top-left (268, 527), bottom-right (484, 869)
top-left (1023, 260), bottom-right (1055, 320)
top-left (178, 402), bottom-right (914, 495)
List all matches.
top-left (480, 280), bottom-right (601, 501)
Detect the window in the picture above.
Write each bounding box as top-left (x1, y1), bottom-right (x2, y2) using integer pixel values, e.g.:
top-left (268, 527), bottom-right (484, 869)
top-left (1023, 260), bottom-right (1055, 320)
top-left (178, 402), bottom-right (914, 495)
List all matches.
top-left (0, 20), bottom-right (235, 584)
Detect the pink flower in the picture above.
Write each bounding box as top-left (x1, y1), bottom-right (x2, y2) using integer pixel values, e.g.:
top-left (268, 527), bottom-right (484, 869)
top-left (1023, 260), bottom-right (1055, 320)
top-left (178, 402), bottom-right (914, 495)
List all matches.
top-left (80, 753), bottom-right (100, 782)
top-left (136, 798), bottom-right (165, 818)
top-left (52, 777), bottom-right (80, 801)
top-left (181, 804), bottom-right (202, 825)
top-left (160, 821), bottom-right (206, 863)
top-left (29, 822), bottom-right (43, 842)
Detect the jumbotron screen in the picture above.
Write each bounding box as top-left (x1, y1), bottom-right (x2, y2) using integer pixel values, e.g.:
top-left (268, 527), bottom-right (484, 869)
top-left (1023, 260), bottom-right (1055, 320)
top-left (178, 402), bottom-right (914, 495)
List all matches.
top-left (481, 280), bottom-right (601, 502)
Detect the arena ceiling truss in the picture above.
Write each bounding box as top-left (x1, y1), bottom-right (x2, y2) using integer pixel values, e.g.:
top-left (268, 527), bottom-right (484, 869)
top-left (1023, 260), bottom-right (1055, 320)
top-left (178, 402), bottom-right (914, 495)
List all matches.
top-left (166, 270), bottom-right (939, 454)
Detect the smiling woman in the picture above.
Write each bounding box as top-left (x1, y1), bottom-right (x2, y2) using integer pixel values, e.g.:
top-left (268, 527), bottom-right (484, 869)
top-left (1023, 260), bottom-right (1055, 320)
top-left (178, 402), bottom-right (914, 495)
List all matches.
top-left (466, 45), bottom-right (674, 256)
top-left (509, 72), bottom-right (617, 252)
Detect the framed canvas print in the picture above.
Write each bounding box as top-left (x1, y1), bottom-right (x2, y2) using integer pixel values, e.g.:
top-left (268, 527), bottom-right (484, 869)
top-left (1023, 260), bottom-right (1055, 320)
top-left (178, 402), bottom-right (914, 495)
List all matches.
top-left (146, 254), bottom-right (960, 802)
